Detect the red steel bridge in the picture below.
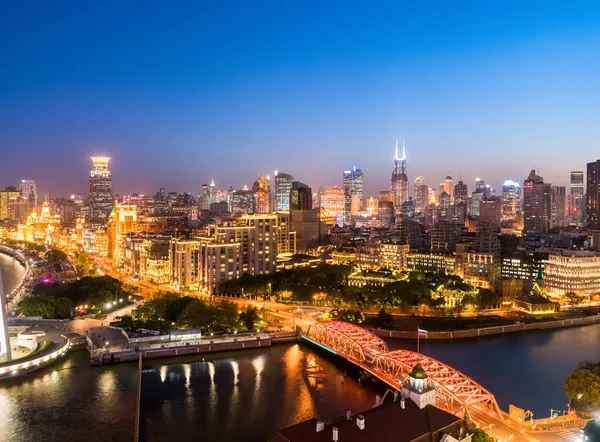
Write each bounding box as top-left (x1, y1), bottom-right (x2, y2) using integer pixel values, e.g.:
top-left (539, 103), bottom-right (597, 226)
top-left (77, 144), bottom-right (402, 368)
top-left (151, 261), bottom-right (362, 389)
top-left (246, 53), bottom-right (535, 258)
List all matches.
top-left (304, 321), bottom-right (502, 420)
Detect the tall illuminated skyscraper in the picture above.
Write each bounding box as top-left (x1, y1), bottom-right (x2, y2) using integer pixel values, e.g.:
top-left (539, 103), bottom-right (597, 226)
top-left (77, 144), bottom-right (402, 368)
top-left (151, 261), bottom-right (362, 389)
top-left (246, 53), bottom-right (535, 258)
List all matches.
top-left (570, 171), bottom-right (584, 226)
top-left (390, 139), bottom-right (409, 211)
top-left (19, 179), bottom-right (37, 215)
top-left (413, 177), bottom-right (428, 214)
top-left (587, 161), bottom-right (600, 230)
top-left (343, 167), bottom-right (363, 222)
top-left (523, 170), bottom-right (545, 233)
top-left (88, 156), bottom-right (113, 226)
top-left (443, 176), bottom-right (454, 203)
top-left (501, 180), bottom-right (521, 221)
top-left (274, 171), bottom-right (294, 211)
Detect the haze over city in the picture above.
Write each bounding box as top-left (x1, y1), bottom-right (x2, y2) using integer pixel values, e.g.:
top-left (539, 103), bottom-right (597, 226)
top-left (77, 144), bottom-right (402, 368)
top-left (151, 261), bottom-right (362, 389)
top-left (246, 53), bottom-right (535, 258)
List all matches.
top-left (1, 1), bottom-right (599, 197)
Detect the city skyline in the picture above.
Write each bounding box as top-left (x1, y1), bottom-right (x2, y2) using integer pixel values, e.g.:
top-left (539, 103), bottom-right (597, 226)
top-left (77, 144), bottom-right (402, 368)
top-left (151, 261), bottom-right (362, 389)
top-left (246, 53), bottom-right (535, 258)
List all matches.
top-left (1, 2), bottom-right (599, 196)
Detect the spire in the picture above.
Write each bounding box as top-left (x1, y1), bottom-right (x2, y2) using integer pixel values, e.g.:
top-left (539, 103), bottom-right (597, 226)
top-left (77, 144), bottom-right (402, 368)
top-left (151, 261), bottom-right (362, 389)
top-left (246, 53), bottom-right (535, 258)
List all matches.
top-left (394, 138), bottom-right (399, 161)
top-left (402, 138), bottom-right (406, 160)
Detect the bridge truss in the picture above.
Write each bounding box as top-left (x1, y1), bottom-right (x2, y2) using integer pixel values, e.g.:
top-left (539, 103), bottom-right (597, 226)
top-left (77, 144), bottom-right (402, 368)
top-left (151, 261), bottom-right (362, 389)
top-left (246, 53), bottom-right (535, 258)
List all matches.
top-left (305, 321), bottom-right (388, 362)
top-left (372, 350), bottom-right (502, 418)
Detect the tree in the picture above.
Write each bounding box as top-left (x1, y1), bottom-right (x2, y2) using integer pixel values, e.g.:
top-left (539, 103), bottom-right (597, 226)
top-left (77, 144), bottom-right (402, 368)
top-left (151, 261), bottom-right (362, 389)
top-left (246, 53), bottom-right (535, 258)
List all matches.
top-left (44, 249), bottom-right (68, 263)
top-left (77, 251), bottom-right (96, 276)
top-left (476, 289), bottom-right (500, 311)
top-left (470, 428), bottom-right (494, 442)
top-left (373, 308), bottom-right (394, 329)
top-left (565, 367), bottom-right (600, 414)
top-left (240, 305), bottom-right (259, 331)
top-left (565, 291), bottom-right (583, 306)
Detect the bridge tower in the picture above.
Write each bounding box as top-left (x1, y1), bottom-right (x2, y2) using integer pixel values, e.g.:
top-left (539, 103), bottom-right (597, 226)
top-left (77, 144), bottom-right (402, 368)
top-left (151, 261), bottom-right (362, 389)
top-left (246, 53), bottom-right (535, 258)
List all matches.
top-left (401, 363), bottom-right (436, 409)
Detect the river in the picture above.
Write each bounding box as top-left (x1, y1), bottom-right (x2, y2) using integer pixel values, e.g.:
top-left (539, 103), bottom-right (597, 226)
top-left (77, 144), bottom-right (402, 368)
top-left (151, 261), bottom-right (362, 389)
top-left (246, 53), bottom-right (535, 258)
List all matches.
top-left (0, 252), bottom-right (25, 295)
top-left (0, 254), bottom-right (598, 441)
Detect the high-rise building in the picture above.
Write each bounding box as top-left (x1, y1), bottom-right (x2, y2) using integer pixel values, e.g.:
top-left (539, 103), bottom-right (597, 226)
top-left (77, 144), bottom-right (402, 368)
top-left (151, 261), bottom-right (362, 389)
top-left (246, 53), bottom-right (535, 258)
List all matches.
top-left (569, 171), bottom-right (584, 226)
top-left (274, 172), bottom-right (294, 211)
top-left (19, 179), bottom-right (37, 215)
top-left (390, 139), bottom-right (409, 211)
top-left (88, 157), bottom-right (113, 227)
top-left (501, 180), bottom-right (521, 221)
top-left (454, 180), bottom-right (468, 205)
top-left (199, 179), bottom-right (217, 210)
top-left (229, 188), bottom-right (256, 214)
top-left (0, 186), bottom-right (21, 220)
top-left (413, 177), bottom-right (428, 214)
top-left (253, 175), bottom-right (271, 213)
top-left (169, 238), bottom-right (200, 290)
top-left (587, 160), bottom-right (600, 231)
top-left (523, 170), bottom-right (545, 234)
top-left (543, 183), bottom-right (553, 232)
top-left (551, 186), bottom-right (566, 229)
top-left (443, 176), bottom-right (454, 203)
top-left (343, 167), bottom-right (363, 222)
top-left (289, 181), bottom-right (312, 210)
top-left (480, 197), bottom-right (502, 227)
top-left (319, 187), bottom-right (345, 225)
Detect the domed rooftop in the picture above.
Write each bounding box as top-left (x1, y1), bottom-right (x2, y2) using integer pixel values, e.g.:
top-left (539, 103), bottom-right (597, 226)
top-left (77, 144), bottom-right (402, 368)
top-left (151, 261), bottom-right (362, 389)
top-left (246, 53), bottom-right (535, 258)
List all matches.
top-left (410, 363), bottom-right (428, 379)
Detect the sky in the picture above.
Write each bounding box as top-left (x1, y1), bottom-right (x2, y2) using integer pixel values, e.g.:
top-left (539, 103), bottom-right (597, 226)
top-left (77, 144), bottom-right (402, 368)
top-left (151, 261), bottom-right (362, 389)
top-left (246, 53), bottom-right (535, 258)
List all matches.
top-left (0, 1), bottom-right (599, 198)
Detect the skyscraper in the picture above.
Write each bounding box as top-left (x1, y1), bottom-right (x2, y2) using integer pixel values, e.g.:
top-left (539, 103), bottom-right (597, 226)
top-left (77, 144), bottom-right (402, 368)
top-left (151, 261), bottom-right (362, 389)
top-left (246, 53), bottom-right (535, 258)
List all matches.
top-left (253, 175), bottom-right (271, 213)
top-left (289, 181), bottom-right (312, 210)
top-left (343, 167), bottom-right (363, 222)
top-left (88, 157), bottom-right (113, 226)
top-left (587, 160), bottom-right (600, 230)
top-left (454, 180), bottom-right (468, 204)
top-left (523, 170), bottom-right (545, 234)
top-left (501, 180), bottom-right (521, 221)
top-left (443, 176), bottom-right (454, 203)
top-left (551, 185), bottom-right (566, 228)
top-left (570, 171), bottom-right (584, 226)
top-left (20, 179), bottom-right (37, 215)
top-left (390, 139), bottom-right (409, 211)
top-left (274, 171), bottom-right (294, 211)
top-left (414, 177), bottom-right (428, 214)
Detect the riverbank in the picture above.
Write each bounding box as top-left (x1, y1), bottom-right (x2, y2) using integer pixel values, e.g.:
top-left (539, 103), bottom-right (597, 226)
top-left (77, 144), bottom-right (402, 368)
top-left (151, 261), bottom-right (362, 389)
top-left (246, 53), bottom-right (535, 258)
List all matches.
top-left (370, 313), bottom-right (600, 339)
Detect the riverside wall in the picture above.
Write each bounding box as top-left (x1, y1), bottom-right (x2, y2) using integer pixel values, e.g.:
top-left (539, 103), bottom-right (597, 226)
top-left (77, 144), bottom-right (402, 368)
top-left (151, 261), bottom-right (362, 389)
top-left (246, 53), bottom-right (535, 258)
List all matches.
top-left (369, 314), bottom-right (600, 340)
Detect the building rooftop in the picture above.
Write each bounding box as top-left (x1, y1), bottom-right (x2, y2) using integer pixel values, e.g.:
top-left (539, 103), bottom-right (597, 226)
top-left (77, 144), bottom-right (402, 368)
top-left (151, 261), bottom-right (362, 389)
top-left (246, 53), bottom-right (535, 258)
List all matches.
top-left (273, 400), bottom-right (461, 442)
top-left (514, 293), bottom-right (555, 305)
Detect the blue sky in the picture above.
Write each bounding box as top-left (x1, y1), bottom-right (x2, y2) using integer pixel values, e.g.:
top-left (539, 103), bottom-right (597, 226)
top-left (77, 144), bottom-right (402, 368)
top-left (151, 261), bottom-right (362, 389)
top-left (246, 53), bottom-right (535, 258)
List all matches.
top-left (0, 1), bottom-right (599, 197)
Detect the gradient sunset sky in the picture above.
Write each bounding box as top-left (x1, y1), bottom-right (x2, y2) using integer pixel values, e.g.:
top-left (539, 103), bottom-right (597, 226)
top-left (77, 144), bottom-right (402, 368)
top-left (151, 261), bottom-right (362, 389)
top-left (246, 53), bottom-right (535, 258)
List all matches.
top-left (1, 1), bottom-right (599, 197)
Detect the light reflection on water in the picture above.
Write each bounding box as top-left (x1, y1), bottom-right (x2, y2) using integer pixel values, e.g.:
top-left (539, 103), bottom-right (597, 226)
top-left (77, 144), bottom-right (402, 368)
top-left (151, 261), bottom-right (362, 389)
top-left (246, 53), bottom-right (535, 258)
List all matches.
top-left (140, 344), bottom-right (376, 442)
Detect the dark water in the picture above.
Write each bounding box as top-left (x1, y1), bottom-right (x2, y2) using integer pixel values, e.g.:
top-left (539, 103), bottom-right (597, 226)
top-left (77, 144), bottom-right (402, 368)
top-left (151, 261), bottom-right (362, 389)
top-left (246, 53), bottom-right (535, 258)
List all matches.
top-left (0, 252), bottom-right (25, 294)
top-left (1, 255), bottom-right (600, 441)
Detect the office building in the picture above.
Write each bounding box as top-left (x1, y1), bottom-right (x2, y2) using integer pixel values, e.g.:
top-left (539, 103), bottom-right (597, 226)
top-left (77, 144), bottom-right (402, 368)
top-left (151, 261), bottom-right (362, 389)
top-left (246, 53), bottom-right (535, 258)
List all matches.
top-left (319, 187), bottom-right (345, 225)
top-left (290, 209), bottom-right (328, 252)
top-left (551, 186), bottom-right (566, 229)
top-left (274, 171), bottom-right (294, 211)
top-left (229, 188), bottom-right (256, 214)
top-left (479, 197), bottom-right (502, 227)
top-left (523, 170), bottom-right (545, 234)
top-left (19, 179), bottom-right (37, 215)
top-left (443, 176), bottom-right (453, 203)
top-left (569, 171), bottom-right (584, 226)
top-left (0, 186), bottom-right (21, 220)
top-left (454, 179), bottom-right (468, 205)
top-left (587, 160), bottom-right (600, 231)
top-left (253, 175), bottom-right (271, 213)
top-left (343, 167), bottom-right (364, 222)
top-left (501, 180), bottom-right (521, 221)
top-left (290, 181), bottom-right (312, 210)
top-left (390, 139), bottom-right (409, 211)
top-left (169, 239), bottom-right (200, 290)
top-left (88, 156), bottom-right (113, 227)
top-left (413, 177), bottom-right (428, 214)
